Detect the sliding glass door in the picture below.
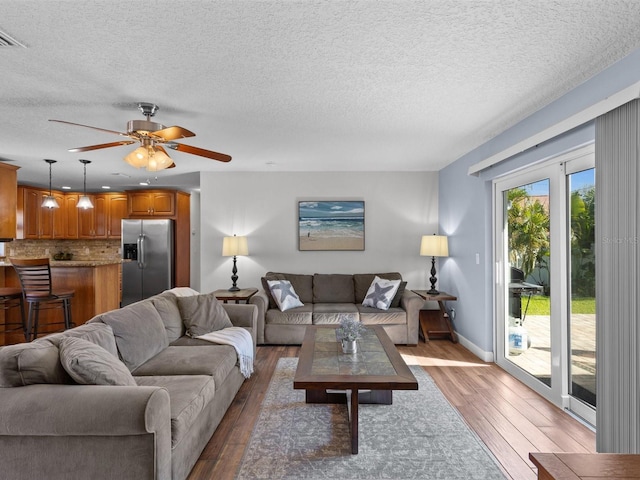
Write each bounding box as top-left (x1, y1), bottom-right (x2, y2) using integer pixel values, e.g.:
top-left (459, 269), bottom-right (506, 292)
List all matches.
top-left (494, 145), bottom-right (595, 425)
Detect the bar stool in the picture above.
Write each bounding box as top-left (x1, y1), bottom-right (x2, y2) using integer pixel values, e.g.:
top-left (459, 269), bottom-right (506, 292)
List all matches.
top-left (0, 287), bottom-right (28, 342)
top-left (10, 258), bottom-right (75, 342)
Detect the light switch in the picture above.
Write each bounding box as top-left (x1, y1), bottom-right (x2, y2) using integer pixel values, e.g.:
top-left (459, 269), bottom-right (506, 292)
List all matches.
top-left (475, 253), bottom-right (480, 265)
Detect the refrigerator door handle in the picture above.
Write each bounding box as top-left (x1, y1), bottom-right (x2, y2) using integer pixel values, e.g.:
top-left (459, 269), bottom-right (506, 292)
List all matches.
top-left (137, 234), bottom-right (145, 269)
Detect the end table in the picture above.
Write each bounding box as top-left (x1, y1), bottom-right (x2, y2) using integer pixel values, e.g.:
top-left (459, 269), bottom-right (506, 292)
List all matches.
top-left (411, 290), bottom-right (458, 343)
top-left (213, 287), bottom-right (258, 304)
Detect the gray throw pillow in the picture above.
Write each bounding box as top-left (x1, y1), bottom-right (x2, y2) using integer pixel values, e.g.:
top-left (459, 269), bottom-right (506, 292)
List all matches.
top-left (99, 301), bottom-right (169, 371)
top-left (0, 342), bottom-right (71, 387)
top-left (177, 292), bottom-right (233, 337)
top-left (59, 336), bottom-right (137, 386)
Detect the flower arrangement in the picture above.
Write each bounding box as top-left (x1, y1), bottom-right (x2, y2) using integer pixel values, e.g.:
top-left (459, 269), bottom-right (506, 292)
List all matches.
top-left (336, 317), bottom-right (366, 341)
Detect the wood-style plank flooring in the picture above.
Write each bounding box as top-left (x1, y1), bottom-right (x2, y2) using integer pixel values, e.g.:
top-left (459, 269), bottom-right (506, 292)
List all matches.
top-left (188, 341), bottom-right (596, 480)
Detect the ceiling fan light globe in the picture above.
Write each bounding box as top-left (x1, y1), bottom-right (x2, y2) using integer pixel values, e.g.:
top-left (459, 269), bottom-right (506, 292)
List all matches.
top-left (124, 146), bottom-right (150, 168)
top-left (146, 147), bottom-right (173, 172)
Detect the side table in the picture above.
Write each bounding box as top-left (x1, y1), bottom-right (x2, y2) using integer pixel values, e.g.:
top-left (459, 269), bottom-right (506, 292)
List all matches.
top-left (411, 290), bottom-right (458, 343)
top-left (213, 288), bottom-right (258, 304)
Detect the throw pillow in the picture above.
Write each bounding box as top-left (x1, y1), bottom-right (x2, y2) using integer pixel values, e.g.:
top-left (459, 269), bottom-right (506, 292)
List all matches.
top-left (267, 279), bottom-right (304, 311)
top-left (59, 336), bottom-right (137, 386)
top-left (389, 281), bottom-right (407, 308)
top-left (362, 276), bottom-right (401, 310)
top-left (177, 292), bottom-right (233, 337)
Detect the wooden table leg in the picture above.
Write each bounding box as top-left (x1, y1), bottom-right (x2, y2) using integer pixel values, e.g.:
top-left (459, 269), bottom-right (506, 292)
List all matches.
top-left (349, 389), bottom-right (359, 454)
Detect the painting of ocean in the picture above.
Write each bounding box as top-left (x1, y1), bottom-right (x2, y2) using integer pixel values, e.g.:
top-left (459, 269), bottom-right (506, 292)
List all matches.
top-left (298, 201), bottom-right (364, 251)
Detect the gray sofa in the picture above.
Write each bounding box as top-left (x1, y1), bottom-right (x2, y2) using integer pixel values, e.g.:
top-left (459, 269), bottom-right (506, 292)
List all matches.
top-left (249, 272), bottom-right (422, 345)
top-left (0, 289), bottom-right (257, 480)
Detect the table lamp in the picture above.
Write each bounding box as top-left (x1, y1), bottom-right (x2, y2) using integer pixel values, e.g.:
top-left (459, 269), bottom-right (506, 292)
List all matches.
top-left (420, 234), bottom-right (449, 295)
top-left (222, 235), bottom-right (249, 291)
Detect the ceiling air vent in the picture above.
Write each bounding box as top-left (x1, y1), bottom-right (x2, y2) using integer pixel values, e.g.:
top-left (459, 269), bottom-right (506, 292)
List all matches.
top-left (0, 29), bottom-right (26, 48)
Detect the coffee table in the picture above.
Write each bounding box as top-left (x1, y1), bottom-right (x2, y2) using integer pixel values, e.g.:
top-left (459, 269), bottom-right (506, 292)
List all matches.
top-left (293, 325), bottom-right (418, 454)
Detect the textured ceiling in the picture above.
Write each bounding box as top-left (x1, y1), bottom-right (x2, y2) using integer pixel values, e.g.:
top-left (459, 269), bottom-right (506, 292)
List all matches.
top-left (2, 0), bottom-right (640, 191)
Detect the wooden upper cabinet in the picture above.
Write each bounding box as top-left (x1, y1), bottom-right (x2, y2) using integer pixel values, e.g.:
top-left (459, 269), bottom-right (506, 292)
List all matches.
top-left (17, 186), bottom-right (56, 239)
top-left (64, 194), bottom-right (79, 239)
top-left (51, 192), bottom-right (66, 239)
top-left (128, 190), bottom-right (176, 217)
top-left (0, 162), bottom-right (19, 240)
top-left (107, 194), bottom-right (128, 238)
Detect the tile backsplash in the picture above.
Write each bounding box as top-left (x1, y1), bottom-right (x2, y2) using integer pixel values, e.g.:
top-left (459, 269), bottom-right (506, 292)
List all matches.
top-left (3, 239), bottom-right (121, 261)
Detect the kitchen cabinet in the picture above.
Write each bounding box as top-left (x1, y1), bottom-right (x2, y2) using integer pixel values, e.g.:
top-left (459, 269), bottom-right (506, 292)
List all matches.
top-left (64, 194), bottom-right (79, 238)
top-left (127, 189), bottom-right (191, 287)
top-left (106, 194), bottom-right (128, 238)
top-left (17, 186), bottom-right (55, 239)
top-left (18, 188), bottom-right (129, 240)
top-left (128, 190), bottom-right (175, 216)
top-left (78, 193), bottom-right (128, 239)
top-left (0, 162), bottom-right (19, 240)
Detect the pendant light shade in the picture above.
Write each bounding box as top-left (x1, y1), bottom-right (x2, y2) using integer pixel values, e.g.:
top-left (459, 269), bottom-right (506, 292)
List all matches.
top-left (77, 159), bottom-right (94, 209)
top-left (42, 159), bottom-right (60, 209)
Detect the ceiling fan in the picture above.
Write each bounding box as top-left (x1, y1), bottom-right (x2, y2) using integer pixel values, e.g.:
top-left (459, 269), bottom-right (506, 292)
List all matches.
top-left (49, 102), bottom-right (231, 171)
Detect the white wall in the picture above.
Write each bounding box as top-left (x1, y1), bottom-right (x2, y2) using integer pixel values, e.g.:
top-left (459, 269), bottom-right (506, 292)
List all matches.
top-left (199, 171), bottom-right (438, 293)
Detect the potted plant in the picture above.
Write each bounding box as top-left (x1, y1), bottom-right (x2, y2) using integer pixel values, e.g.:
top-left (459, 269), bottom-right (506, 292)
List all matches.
top-left (336, 317), bottom-right (366, 354)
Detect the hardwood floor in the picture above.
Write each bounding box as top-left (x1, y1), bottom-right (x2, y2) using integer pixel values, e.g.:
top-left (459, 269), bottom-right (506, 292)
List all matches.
top-left (188, 341), bottom-right (596, 480)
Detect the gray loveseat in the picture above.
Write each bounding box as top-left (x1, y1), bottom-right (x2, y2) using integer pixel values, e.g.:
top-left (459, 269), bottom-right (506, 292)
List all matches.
top-left (249, 272), bottom-right (422, 345)
top-left (0, 289), bottom-right (257, 480)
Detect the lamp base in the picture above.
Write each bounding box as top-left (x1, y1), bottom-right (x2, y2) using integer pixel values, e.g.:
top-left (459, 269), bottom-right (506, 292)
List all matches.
top-left (228, 286), bottom-right (240, 292)
top-left (426, 288), bottom-right (440, 296)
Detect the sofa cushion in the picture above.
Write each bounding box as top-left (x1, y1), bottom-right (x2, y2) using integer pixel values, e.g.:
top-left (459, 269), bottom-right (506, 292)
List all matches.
top-left (44, 322), bottom-right (119, 357)
top-left (134, 375), bottom-right (216, 448)
top-left (177, 292), bottom-right (233, 337)
top-left (267, 279), bottom-right (304, 311)
top-left (151, 292), bottom-right (185, 342)
top-left (362, 276), bottom-right (401, 310)
top-left (0, 341), bottom-right (71, 387)
top-left (131, 345), bottom-right (237, 391)
top-left (354, 273), bottom-right (403, 303)
top-left (313, 274), bottom-right (355, 303)
top-left (358, 305), bottom-right (407, 325)
top-left (312, 303), bottom-right (359, 324)
top-left (265, 304), bottom-right (313, 325)
top-left (265, 272), bottom-right (314, 304)
top-left (59, 336), bottom-right (137, 386)
top-left (99, 300), bottom-right (169, 371)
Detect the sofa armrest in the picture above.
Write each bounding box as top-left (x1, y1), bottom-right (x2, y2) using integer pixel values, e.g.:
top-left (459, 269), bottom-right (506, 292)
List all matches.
top-left (0, 383), bottom-right (170, 436)
top-left (224, 303), bottom-right (258, 351)
top-left (0, 384), bottom-right (172, 479)
top-left (400, 290), bottom-right (423, 345)
top-left (248, 290), bottom-right (269, 344)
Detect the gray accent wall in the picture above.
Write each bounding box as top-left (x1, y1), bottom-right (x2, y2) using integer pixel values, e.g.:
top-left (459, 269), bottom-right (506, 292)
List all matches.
top-left (199, 171), bottom-right (438, 295)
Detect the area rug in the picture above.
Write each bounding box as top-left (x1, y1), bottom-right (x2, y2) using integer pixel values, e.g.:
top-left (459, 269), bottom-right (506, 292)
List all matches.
top-left (235, 358), bottom-right (506, 479)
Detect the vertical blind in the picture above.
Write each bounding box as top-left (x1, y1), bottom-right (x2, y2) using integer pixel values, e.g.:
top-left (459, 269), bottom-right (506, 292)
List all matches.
top-left (595, 98), bottom-right (640, 452)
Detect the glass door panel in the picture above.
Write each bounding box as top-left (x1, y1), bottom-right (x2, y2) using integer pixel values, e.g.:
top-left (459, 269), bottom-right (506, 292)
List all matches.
top-left (505, 179), bottom-right (551, 387)
top-left (568, 168), bottom-right (596, 408)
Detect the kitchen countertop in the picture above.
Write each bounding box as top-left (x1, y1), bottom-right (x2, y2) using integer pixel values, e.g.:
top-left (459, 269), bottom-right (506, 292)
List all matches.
top-left (0, 259), bottom-right (125, 267)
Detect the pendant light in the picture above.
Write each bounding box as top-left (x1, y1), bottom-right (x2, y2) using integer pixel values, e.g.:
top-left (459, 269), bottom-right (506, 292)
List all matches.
top-left (77, 159), bottom-right (94, 209)
top-left (42, 159), bottom-right (60, 209)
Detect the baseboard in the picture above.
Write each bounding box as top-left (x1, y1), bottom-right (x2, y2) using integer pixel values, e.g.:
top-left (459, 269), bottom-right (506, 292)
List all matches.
top-left (456, 332), bottom-right (495, 363)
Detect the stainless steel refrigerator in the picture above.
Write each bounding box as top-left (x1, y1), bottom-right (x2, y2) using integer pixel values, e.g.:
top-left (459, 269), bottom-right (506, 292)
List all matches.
top-left (121, 219), bottom-right (174, 306)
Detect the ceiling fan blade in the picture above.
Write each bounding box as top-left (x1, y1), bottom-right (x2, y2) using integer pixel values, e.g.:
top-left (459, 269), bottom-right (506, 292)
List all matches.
top-left (165, 142), bottom-right (232, 162)
top-left (69, 140), bottom-right (136, 152)
top-left (49, 119), bottom-right (129, 137)
top-left (153, 126), bottom-right (195, 141)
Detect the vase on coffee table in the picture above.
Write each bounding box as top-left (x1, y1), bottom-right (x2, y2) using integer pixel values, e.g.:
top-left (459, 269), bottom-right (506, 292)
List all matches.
top-left (341, 339), bottom-right (357, 354)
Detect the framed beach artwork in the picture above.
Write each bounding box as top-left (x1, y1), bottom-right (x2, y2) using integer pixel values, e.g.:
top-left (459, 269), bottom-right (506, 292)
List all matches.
top-left (298, 200), bottom-right (365, 251)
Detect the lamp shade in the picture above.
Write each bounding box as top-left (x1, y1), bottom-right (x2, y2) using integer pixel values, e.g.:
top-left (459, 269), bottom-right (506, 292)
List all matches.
top-left (124, 145), bottom-right (173, 172)
top-left (222, 236), bottom-right (249, 257)
top-left (420, 235), bottom-right (449, 257)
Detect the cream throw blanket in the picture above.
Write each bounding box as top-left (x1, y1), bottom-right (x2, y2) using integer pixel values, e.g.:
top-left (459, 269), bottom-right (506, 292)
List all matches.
top-left (196, 327), bottom-right (254, 378)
